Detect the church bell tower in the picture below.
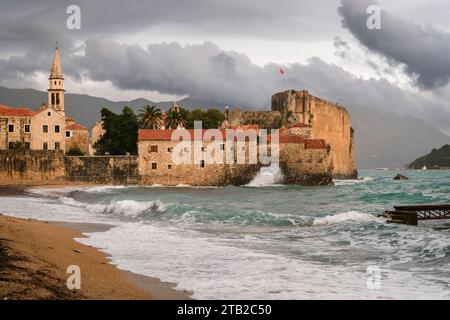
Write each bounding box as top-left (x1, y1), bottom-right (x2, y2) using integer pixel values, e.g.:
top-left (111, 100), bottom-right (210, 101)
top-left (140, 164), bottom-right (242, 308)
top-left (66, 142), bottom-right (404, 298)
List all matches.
top-left (48, 45), bottom-right (65, 112)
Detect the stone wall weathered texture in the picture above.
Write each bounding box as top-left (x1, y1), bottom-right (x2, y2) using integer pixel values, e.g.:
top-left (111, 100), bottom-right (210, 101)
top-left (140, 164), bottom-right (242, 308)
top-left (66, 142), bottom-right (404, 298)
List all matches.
top-left (64, 156), bottom-right (139, 184)
top-left (0, 117), bottom-right (33, 150)
top-left (0, 151), bottom-right (139, 184)
top-left (272, 90), bottom-right (357, 179)
top-left (138, 139), bottom-right (261, 186)
top-left (227, 109), bottom-right (282, 129)
top-left (0, 150), bottom-right (66, 181)
top-left (279, 142), bottom-right (333, 186)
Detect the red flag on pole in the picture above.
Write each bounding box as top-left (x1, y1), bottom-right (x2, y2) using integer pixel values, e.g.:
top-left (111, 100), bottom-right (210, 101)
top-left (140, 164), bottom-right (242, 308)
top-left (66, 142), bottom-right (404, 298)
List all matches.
top-left (280, 68), bottom-right (285, 75)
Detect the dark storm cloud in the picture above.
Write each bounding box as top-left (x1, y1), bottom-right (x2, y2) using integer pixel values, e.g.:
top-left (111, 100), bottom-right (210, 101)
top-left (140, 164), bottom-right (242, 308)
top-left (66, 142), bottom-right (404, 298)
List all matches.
top-left (0, 0), bottom-right (449, 133)
top-left (0, 0), bottom-right (340, 48)
top-left (72, 38), bottom-right (450, 131)
top-left (339, 0), bottom-right (450, 89)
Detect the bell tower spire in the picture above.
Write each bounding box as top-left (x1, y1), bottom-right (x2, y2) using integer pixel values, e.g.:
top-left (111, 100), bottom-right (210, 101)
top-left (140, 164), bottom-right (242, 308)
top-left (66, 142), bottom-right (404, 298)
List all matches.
top-left (48, 44), bottom-right (65, 112)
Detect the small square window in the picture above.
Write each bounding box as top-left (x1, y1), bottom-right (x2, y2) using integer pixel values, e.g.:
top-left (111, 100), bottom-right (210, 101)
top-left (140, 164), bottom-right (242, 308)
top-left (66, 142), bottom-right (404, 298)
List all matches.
top-left (150, 145), bottom-right (158, 153)
top-left (66, 131), bottom-right (71, 138)
top-left (8, 125), bottom-right (14, 132)
top-left (43, 142), bottom-right (48, 150)
top-left (55, 142), bottom-right (60, 150)
top-left (201, 146), bottom-right (206, 152)
top-left (151, 163), bottom-right (157, 170)
top-left (48, 112), bottom-right (51, 116)
top-left (167, 147), bottom-right (173, 153)
top-left (43, 125), bottom-right (48, 133)
top-left (168, 164), bottom-right (172, 169)
top-left (55, 125), bottom-right (60, 133)
top-left (24, 125), bottom-right (30, 133)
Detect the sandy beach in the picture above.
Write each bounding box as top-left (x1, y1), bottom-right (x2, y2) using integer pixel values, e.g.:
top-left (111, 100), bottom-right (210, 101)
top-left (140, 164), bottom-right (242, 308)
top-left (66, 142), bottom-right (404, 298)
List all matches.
top-left (0, 185), bottom-right (191, 300)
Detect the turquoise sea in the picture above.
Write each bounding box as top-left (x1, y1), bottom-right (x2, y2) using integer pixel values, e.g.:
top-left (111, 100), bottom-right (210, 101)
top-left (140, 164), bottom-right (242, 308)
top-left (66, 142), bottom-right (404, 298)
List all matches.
top-left (1, 169), bottom-right (449, 299)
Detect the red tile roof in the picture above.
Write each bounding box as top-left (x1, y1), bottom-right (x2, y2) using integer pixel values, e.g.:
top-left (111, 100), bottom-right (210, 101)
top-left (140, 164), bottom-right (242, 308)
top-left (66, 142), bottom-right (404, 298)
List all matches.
top-left (66, 123), bottom-right (87, 131)
top-left (139, 129), bottom-right (327, 149)
top-left (0, 104), bottom-right (36, 117)
top-left (139, 129), bottom-right (259, 141)
top-left (266, 134), bottom-right (328, 149)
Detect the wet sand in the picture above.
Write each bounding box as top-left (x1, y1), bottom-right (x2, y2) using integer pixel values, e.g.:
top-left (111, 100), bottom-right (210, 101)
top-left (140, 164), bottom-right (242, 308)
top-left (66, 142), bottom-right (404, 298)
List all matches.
top-left (0, 184), bottom-right (192, 300)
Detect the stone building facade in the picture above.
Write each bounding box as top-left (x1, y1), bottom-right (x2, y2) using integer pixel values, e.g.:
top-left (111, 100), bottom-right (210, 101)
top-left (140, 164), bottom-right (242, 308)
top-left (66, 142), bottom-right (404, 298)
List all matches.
top-left (0, 105), bottom-right (34, 150)
top-left (138, 127), bottom-right (333, 186)
top-left (0, 47), bottom-right (86, 154)
top-left (65, 117), bottom-right (89, 154)
top-left (138, 129), bottom-right (262, 186)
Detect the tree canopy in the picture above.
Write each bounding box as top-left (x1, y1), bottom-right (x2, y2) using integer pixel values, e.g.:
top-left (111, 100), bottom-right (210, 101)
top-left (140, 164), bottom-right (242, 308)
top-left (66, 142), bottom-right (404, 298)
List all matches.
top-left (186, 108), bottom-right (225, 129)
top-left (93, 106), bottom-right (138, 155)
top-left (138, 105), bottom-right (163, 129)
top-left (92, 105), bottom-right (225, 155)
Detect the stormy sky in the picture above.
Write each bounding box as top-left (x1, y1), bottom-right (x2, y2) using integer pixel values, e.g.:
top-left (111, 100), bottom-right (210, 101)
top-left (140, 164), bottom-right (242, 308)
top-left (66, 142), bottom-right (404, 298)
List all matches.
top-left (1, 0), bottom-right (450, 133)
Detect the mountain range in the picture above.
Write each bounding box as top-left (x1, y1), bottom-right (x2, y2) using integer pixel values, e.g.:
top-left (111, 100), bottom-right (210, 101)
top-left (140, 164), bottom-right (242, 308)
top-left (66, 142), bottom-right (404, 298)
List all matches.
top-left (1, 85), bottom-right (448, 169)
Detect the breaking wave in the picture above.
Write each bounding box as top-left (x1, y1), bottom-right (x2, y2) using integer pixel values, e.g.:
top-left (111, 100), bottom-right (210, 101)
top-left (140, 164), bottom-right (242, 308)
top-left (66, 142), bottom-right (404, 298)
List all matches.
top-left (61, 197), bottom-right (167, 219)
top-left (313, 211), bottom-right (382, 226)
top-left (333, 177), bottom-right (374, 186)
top-left (247, 164), bottom-right (284, 187)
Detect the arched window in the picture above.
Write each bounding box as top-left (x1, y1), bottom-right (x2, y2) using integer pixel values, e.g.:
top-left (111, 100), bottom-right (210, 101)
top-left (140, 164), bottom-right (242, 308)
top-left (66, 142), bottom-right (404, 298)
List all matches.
top-left (51, 93), bottom-right (55, 106)
top-left (56, 93), bottom-right (60, 105)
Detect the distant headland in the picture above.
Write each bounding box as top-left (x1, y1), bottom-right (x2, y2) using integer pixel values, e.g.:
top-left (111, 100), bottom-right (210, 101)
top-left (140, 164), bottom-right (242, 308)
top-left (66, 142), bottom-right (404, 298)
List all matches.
top-left (409, 144), bottom-right (450, 170)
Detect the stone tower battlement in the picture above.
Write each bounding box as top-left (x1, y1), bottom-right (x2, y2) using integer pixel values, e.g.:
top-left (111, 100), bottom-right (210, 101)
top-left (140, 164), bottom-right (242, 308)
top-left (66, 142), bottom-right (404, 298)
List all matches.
top-left (272, 90), bottom-right (357, 179)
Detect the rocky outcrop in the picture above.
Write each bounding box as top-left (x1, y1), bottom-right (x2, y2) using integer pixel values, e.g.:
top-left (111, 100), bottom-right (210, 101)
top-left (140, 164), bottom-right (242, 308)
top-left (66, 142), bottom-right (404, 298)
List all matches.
top-left (393, 174), bottom-right (409, 180)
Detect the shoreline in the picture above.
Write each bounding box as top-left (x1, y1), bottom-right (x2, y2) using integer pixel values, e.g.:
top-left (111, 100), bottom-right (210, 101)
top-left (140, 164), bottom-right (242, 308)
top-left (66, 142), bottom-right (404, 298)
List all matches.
top-left (51, 220), bottom-right (192, 300)
top-left (0, 184), bottom-right (192, 300)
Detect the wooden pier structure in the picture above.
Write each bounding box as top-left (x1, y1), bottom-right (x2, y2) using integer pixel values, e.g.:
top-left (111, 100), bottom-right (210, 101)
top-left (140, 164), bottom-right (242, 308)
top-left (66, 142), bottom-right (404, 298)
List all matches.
top-left (379, 205), bottom-right (450, 226)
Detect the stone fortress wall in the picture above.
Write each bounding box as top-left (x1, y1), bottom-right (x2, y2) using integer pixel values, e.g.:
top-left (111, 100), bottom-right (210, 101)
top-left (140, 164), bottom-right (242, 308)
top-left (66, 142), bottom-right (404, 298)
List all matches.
top-left (0, 150), bottom-right (138, 185)
top-left (229, 90), bottom-right (358, 179)
top-left (272, 90), bottom-right (357, 179)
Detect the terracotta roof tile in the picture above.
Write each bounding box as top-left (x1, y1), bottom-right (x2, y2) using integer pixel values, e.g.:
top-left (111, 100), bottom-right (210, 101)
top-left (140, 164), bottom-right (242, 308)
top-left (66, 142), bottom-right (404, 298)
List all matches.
top-left (66, 123), bottom-right (87, 131)
top-left (138, 129), bottom-right (259, 141)
top-left (0, 105), bottom-right (36, 117)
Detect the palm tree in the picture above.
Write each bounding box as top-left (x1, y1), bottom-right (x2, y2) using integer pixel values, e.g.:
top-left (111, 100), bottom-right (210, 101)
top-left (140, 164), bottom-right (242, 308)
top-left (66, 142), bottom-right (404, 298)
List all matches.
top-left (165, 108), bottom-right (187, 129)
top-left (138, 105), bottom-right (163, 129)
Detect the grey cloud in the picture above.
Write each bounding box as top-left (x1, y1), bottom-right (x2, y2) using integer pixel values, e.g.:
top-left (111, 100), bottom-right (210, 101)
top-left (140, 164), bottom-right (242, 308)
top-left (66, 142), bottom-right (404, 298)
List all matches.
top-left (339, 0), bottom-right (450, 89)
top-left (74, 38), bottom-right (450, 132)
top-left (0, 0), bottom-right (341, 48)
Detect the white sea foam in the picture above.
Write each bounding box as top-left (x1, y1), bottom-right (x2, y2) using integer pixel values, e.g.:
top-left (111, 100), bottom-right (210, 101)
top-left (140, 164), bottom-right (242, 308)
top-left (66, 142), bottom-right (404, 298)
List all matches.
top-left (333, 177), bottom-right (374, 186)
top-left (247, 164), bottom-right (284, 187)
top-left (78, 221), bottom-right (450, 300)
top-left (313, 211), bottom-right (382, 226)
top-left (84, 185), bottom-right (135, 193)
